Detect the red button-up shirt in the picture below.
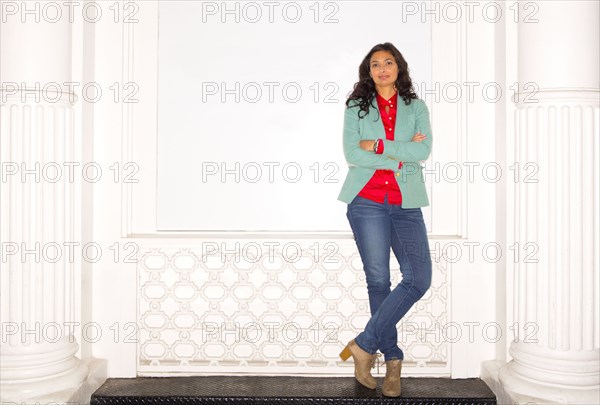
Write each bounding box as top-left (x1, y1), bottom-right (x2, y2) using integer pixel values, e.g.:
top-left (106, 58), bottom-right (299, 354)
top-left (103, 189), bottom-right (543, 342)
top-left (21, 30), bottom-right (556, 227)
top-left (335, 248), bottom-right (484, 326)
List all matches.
top-left (357, 91), bottom-right (403, 204)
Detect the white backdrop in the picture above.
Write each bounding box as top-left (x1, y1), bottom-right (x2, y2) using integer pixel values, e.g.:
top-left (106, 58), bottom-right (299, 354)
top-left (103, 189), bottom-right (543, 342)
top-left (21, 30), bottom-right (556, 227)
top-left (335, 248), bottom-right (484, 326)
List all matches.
top-left (83, 0), bottom-right (500, 380)
top-left (156, 1), bottom-right (432, 231)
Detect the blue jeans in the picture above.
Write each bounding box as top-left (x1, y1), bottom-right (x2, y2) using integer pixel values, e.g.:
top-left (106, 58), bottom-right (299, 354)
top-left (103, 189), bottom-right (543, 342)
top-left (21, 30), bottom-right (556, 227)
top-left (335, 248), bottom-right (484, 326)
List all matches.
top-left (346, 195), bottom-right (432, 361)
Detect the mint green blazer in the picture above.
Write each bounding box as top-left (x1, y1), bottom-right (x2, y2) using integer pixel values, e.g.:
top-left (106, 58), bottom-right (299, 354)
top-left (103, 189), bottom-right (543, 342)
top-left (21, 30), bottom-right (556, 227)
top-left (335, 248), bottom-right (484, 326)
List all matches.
top-left (337, 95), bottom-right (433, 208)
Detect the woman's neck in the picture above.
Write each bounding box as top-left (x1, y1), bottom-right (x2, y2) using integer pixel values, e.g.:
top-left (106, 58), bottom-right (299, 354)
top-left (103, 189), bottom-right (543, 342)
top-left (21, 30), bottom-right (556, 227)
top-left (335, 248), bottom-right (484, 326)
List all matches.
top-left (375, 85), bottom-right (397, 101)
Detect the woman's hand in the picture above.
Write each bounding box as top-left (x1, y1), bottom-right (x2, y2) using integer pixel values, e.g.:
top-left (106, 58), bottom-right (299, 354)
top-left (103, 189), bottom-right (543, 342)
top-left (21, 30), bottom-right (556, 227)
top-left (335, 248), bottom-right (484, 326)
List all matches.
top-left (412, 132), bottom-right (427, 142)
top-left (359, 140), bottom-right (376, 151)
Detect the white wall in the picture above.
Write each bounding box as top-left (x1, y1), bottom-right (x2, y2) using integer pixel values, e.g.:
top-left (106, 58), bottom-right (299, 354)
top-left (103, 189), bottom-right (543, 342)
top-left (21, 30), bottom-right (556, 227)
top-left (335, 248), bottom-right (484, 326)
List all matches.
top-left (155, 1), bottom-right (432, 232)
top-left (85, 0), bottom-right (502, 378)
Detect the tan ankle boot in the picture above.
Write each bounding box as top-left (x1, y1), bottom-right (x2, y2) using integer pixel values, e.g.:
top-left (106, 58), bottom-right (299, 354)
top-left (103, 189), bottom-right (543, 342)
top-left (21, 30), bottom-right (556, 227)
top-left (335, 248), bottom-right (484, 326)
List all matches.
top-left (382, 359), bottom-right (402, 397)
top-left (339, 339), bottom-right (377, 389)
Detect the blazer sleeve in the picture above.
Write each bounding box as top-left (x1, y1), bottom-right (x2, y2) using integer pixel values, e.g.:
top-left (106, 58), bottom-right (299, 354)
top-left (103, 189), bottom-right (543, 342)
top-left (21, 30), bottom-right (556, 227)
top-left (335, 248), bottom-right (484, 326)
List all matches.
top-left (343, 104), bottom-right (401, 171)
top-left (380, 99), bottom-right (433, 162)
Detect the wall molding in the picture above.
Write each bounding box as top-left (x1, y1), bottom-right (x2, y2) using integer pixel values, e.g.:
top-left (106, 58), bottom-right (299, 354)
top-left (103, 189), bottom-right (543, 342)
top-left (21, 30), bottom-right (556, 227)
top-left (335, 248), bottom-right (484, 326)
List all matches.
top-left (122, 1), bottom-right (470, 237)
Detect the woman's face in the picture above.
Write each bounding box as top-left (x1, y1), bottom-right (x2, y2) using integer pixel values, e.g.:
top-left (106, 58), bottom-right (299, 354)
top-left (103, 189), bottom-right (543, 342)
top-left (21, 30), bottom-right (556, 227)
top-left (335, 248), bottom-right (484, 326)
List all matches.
top-left (369, 50), bottom-right (398, 87)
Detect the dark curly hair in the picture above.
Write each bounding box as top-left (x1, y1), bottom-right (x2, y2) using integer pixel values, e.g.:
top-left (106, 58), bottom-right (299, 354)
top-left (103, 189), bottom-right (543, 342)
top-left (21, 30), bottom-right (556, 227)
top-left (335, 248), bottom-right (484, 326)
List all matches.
top-left (345, 42), bottom-right (418, 118)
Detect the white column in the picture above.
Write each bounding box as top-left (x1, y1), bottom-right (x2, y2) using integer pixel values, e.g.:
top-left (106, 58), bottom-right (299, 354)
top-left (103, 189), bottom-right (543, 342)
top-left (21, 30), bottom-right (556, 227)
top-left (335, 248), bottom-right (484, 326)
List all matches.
top-left (0, 1), bottom-right (88, 401)
top-left (499, 1), bottom-right (599, 403)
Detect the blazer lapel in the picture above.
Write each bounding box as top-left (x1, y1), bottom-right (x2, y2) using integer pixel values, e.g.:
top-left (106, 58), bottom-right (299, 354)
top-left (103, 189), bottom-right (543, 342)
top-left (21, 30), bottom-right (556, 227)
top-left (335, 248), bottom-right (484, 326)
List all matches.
top-left (394, 94), bottom-right (416, 141)
top-left (364, 97), bottom-right (385, 138)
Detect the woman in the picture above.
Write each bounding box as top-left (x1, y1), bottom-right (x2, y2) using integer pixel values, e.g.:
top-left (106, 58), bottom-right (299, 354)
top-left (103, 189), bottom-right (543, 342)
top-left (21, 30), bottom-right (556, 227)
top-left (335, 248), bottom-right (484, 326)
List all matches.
top-left (337, 42), bottom-right (433, 397)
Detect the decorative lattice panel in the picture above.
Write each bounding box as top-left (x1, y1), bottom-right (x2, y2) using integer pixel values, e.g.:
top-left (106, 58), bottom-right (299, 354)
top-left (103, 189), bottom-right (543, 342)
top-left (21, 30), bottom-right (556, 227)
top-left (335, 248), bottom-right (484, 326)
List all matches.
top-left (137, 241), bottom-right (449, 375)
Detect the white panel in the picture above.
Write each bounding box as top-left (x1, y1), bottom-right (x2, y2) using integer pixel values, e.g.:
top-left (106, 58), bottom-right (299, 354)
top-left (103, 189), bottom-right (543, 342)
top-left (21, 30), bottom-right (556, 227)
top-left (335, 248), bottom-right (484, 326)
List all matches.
top-left (155, 1), bottom-right (433, 231)
top-left (137, 240), bottom-right (450, 376)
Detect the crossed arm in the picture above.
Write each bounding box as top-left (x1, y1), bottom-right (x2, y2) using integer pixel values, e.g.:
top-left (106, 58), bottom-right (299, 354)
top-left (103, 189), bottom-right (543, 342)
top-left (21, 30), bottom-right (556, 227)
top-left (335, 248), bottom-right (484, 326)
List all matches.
top-left (343, 100), bottom-right (432, 169)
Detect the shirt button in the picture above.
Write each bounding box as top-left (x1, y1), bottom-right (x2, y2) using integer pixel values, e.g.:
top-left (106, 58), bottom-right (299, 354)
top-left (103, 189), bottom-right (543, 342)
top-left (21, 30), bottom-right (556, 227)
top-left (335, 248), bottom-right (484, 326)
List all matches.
top-left (385, 181), bottom-right (389, 184)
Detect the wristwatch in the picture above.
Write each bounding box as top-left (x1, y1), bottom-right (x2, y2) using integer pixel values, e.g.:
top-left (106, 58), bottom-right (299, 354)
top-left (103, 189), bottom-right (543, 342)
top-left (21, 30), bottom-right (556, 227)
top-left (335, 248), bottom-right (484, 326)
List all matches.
top-left (373, 139), bottom-right (380, 153)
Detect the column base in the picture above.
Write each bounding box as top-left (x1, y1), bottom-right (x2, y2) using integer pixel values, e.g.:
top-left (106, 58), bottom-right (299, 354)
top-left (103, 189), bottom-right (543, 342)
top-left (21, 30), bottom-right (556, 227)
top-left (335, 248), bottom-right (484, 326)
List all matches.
top-left (0, 357), bottom-right (106, 404)
top-left (482, 360), bottom-right (600, 405)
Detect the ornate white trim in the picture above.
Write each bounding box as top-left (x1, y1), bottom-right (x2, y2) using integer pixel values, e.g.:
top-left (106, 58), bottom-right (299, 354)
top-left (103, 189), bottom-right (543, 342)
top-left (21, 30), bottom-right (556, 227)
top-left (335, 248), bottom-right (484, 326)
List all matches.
top-left (137, 242), bottom-right (450, 375)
